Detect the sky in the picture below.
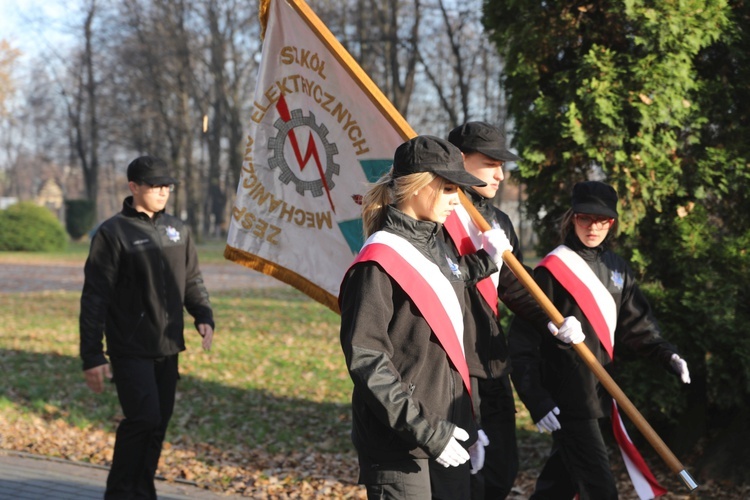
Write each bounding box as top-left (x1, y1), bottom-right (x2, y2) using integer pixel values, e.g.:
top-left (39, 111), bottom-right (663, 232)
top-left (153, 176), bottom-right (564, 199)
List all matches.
top-left (0, 0), bottom-right (71, 62)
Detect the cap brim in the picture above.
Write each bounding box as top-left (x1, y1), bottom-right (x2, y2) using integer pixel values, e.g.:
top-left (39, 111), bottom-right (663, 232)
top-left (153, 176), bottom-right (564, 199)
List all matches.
top-left (433, 169), bottom-right (487, 188)
top-left (474, 147), bottom-right (521, 162)
top-left (142, 175), bottom-right (178, 185)
top-left (573, 202), bottom-right (618, 219)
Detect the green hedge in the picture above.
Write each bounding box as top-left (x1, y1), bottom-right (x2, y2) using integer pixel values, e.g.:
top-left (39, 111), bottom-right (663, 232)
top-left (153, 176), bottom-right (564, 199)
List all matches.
top-left (64, 199), bottom-right (96, 240)
top-left (0, 202), bottom-right (68, 251)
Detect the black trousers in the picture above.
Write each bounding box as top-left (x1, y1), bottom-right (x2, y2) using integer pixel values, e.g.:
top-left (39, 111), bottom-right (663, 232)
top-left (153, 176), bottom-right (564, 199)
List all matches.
top-left (531, 418), bottom-right (618, 500)
top-left (106, 355), bottom-right (179, 500)
top-left (470, 375), bottom-right (519, 500)
top-left (429, 460), bottom-right (471, 500)
top-left (359, 456), bottom-right (432, 500)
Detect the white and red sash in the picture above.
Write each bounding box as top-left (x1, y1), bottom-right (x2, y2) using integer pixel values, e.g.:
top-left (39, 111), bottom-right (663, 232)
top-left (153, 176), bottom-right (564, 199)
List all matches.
top-left (539, 245), bottom-right (667, 500)
top-left (348, 231), bottom-right (471, 396)
top-left (443, 205), bottom-right (500, 316)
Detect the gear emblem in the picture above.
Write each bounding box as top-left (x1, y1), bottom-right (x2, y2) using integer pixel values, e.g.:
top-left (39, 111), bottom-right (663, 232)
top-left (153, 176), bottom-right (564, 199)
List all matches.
top-left (268, 109), bottom-right (340, 197)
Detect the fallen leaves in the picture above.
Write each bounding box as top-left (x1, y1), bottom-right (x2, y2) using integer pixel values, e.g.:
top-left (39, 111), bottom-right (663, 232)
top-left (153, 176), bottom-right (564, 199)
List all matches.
top-left (3, 398), bottom-right (750, 498)
top-left (0, 411), bottom-right (366, 498)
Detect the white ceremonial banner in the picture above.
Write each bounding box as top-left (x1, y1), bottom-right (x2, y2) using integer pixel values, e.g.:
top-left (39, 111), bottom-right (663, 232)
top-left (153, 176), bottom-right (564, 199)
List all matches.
top-left (225, 0), bottom-right (414, 312)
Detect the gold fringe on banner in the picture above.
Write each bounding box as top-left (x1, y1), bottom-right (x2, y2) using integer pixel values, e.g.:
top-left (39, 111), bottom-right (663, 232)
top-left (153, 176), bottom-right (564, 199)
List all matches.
top-left (224, 244), bottom-right (340, 314)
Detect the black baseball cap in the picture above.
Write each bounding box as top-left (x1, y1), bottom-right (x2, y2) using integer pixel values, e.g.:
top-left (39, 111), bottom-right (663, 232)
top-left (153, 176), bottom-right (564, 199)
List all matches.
top-left (127, 156), bottom-right (177, 185)
top-left (392, 135), bottom-right (486, 188)
top-left (448, 121), bottom-right (520, 162)
top-left (572, 181), bottom-right (618, 219)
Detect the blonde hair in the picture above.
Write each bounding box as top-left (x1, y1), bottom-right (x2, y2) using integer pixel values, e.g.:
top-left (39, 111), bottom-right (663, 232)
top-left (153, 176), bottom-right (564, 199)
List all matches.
top-left (361, 170), bottom-right (443, 237)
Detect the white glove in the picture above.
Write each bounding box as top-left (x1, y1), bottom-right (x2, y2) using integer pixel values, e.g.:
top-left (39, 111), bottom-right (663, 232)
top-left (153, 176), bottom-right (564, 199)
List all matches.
top-left (536, 407), bottom-right (561, 433)
top-left (469, 429), bottom-right (490, 474)
top-left (670, 354), bottom-right (691, 384)
top-left (481, 228), bottom-right (512, 266)
top-left (435, 426), bottom-right (470, 468)
top-left (547, 316), bottom-right (585, 344)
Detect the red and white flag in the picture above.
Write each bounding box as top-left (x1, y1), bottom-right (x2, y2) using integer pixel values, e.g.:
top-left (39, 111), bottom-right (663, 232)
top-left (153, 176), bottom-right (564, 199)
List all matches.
top-left (224, 0), bottom-right (414, 311)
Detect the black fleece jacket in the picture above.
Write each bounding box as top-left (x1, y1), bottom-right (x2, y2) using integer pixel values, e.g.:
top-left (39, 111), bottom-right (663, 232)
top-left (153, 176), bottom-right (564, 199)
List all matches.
top-left (80, 196), bottom-right (214, 370)
top-left (508, 233), bottom-right (679, 423)
top-left (339, 205), bottom-right (496, 463)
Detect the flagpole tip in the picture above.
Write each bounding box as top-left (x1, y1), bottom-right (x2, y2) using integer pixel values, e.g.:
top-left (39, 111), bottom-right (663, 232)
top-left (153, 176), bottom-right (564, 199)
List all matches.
top-left (679, 469), bottom-right (699, 491)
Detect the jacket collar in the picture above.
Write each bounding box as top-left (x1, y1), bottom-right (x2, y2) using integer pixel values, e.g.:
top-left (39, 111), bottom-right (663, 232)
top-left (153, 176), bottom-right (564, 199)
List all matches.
top-left (121, 196), bottom-right (164, 222)
top-left (381, 205), bottom-right (440, 253)
top-left (463, 187), bottom-right (495, 220)
top-left (565, 231), bottom-right (606, 262)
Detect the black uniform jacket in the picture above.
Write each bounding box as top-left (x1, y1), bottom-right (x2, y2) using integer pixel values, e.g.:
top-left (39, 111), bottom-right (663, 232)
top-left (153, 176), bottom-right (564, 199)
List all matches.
top-left (446, 189), bottom-right (548, 381)
top-left (508, 233), bottom-right (679, 423)
top-left (339, 206), bottom-right (496, 463)
top-left (80, 197), bottom-right (214, 370)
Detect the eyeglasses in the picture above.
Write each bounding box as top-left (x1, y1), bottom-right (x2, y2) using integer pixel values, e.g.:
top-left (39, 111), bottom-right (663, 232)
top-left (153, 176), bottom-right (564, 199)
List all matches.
top-left (574, 214), bottom-right (614, 229)
top-left (139, 183), bottom-right (175, 193)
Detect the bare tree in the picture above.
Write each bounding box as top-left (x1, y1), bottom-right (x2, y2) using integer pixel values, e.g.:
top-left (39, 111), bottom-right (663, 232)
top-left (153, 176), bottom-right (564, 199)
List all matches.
top-left (200, 0), bottom-right (259, 237)
top-left (63, 1), bottom-right (100, 206)
top-left (329, 0), bottom-right (421, 117)
top-left (107, 0), bottom-right (261, 238)
top-left (0, 40), bottom-right (22, 197)
top-left (40, 0), bottom-right (107, 221)
top-left (0, 0), bottom-right (508, 238)
top-left (4, 48), bottom-right (83, 204)
top-left (222, 30), bottom-right (260, 235)
top-left (315, 0), bottom-right (504, 135)
top-left (113, 0), bottom-right (201, 233)
top-left (412, 0), bottom-right (505, 132)
top-left (0, 40), bottom-right (21, 119)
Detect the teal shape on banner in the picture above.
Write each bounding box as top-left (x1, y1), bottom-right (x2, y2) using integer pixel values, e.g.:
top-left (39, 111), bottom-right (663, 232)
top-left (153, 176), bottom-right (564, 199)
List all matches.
top-left (336, 158), bottom-right (393, 253)
top-left (339, 219), bottom-right (365, 253)
top-left (360, 159), bottom-right (393, 182)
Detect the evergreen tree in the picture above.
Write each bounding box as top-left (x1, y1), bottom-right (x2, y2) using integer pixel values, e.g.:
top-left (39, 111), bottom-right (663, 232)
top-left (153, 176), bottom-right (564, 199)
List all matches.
top-left (484, 0), bottom-right (749, 483)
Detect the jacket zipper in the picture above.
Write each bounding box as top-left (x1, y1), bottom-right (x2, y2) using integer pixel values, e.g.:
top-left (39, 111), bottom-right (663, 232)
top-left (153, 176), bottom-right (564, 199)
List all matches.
top-left (151, 218), bottom-right (169, 326)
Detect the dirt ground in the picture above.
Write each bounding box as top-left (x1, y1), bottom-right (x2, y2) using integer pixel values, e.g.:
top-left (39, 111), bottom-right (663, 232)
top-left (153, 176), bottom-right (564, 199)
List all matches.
top-left (0, 259), bottom-right (278, 294)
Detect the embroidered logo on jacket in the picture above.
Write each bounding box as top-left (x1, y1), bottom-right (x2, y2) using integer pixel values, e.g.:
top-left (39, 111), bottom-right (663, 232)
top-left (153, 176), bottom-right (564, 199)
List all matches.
top-left (446, 256), bottom-right (462, 278)
top-left (166, 226), bottom-right (181, 242)
top-left (611, 270), bottom-right (624, 290)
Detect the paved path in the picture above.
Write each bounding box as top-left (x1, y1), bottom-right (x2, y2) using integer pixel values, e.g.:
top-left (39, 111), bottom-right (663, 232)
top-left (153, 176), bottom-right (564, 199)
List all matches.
top-left (0, 260), bottom-right (280, 294)
top-left (0, 451), bottom-right (241, 499)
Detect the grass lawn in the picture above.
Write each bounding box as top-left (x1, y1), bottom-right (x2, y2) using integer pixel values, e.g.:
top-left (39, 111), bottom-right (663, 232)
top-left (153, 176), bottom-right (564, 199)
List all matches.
top-left (0, 284), bottom-right (352, 448)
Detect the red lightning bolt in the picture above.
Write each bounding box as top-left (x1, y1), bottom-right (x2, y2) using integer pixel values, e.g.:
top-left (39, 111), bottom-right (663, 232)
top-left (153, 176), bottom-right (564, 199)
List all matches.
top-left (276, 94), bottom-right (335, 213)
